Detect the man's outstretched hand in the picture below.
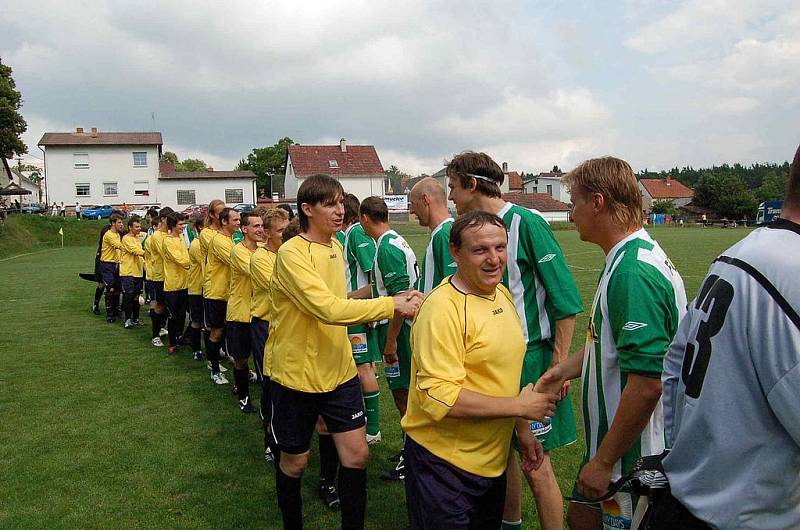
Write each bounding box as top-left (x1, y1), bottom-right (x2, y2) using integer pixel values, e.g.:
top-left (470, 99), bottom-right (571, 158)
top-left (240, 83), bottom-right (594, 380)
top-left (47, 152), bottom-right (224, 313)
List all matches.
top-left (534, 364), bottom-right (568, 397)
top-left (393, 290), bottom-right (423, 319)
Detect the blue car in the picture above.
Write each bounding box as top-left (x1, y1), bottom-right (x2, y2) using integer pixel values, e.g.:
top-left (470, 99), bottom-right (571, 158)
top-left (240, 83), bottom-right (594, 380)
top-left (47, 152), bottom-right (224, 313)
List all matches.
top-left (83, 204), bottom-right (114, 219)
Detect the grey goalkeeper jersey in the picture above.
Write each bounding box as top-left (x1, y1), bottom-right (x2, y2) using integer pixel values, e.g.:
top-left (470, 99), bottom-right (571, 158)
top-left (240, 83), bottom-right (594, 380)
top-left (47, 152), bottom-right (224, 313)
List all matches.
top-left (662, 219), bottom-right (800, 530)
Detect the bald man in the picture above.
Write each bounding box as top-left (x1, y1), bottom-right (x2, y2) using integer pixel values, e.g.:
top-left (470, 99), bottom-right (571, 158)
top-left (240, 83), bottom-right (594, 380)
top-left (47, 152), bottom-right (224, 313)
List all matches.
top-left (408, 177), bottom-right (456, 293)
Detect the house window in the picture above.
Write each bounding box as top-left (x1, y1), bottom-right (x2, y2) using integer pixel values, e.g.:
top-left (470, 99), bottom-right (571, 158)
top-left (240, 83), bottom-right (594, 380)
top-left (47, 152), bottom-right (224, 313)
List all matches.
top-left (546, 184), bottom-right (553, 196)
top-left (103, 182), bottom-right (118, 197)
top-left (225, 188), bottom-right (243, 203)
top-left (75, 183), bottom-right (90, 196)
top-left (329, 160), bottom-right (338, 168)
top-left (74, 153), bottom-right (89, 169)
top-left (134, 180), bottom-right (149, 196)
top-left (177, 190), bottom-right (196, 205)
top-left (530, 186), bottom-right (538, 193)
top-left (133, 152), bottom-right (148, 167)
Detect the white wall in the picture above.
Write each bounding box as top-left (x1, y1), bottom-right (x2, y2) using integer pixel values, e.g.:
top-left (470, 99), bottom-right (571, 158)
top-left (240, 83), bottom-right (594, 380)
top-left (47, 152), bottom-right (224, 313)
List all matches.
top-left (44, 144), bottom-right (160, 206)
top-left (523, 176), bottom-right (570, 204)
top-left (531, 209), bottom-right (570, 222)
top-left (157, 178), bottom-right (256, 209)
top-left (284, 162), bottom-right (385, 202)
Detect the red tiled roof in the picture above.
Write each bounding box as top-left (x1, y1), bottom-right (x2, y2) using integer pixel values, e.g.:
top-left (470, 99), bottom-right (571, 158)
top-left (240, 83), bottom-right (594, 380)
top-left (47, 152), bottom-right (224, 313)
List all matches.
top-left (503, 193), bottom-right (571, 212)
top-left (639, 177), bottom-right (694, 199)
top-left (288, 145), bottom-right (384, 177)
top-left (38, 132), bottom-right (163, 146)
top-left (505, 171), bottom-right (523, 190)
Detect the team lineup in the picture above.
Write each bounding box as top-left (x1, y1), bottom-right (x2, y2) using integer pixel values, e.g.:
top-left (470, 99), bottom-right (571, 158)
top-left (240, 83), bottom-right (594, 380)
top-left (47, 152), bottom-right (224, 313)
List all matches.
top-left (89, 148), bottom-right (800, 530)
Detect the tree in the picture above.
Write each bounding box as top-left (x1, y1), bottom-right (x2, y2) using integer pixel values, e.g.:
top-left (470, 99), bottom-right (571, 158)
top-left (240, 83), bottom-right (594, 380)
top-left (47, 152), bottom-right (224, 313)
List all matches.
top-left (755, 171), bottom-right (788, 203)
top-left (176, 158), bottom-right (208, 172)
top-left (160, 151), bottom-right (178, 165)
top-left (552, 165), bottom-right (562, 173)
top-left (237, 137), bottom-right (295, 197)
top-left (650, 200), bottom-right (677, 215)
top-left (384, 165), bottom-right (405, 195)
top-left (693, 172), bottom-right (758, 219)
top-left (0, 58), bottom-right (28, 171)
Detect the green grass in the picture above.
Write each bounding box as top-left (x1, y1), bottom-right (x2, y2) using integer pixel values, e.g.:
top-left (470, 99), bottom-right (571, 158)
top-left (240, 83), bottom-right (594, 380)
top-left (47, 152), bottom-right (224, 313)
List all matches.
top-left (0, 214), bottom-right (105, 258)
top-left (0, 223), bottom-right (754, 529)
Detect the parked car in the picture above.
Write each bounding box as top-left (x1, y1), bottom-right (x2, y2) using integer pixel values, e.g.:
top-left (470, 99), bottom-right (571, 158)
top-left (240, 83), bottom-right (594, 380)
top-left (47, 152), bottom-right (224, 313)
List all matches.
top-left (233, 203), bottom-right (256, 214)
top-left (83, 205), bottom-right (114, 219)
top-left (182, 204), bottom-right (209, 219)
top-left (20, 203), bottom-right (47, 214)
top-left (129, 204), bottom-right (160, 219)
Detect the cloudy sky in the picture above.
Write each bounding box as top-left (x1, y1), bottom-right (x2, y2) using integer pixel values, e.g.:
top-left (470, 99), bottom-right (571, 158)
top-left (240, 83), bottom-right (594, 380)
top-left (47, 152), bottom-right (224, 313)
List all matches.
top-left (3, 0), bottom-right (799, 175)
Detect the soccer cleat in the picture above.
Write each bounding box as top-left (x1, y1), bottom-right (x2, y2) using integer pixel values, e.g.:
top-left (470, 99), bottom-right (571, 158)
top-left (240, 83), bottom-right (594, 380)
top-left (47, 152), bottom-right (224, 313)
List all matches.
top-left (239, 396), bottom-right (255, 413)
top-left (207, 361), bottom-right (228, 372)
top-left (318, 481), bottom-right (340, 510)
top-left (193, 350), bottom-right (204, 360)
top-left (92, 303), bottom-right (100, 315)
top-left (168, 345), bottom-right (178, 355)
top-left (264, 446), bottom-right (274, 463)
top-left (124, 319), bottom-right (134, 329)
top-left (159, 327), bottom-right (168, 337)
top-left (249, 370), bottom-right (259, 382)
top-left (380, 455), bottom-right (405, 481)
top-left (132, 319), bottom-right (144, 326)
top-left (211, 372), bottom-right (229, 385)
top-left (151, 337), bottom-right (164, 347)
top-left (366, 431), bottom-right (382, 445)
top-left (106, 316), bottom-right (116, 323)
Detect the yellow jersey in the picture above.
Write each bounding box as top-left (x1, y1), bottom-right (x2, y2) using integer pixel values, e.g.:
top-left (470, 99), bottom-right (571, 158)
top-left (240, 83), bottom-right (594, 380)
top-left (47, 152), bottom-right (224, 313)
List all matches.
top-left (119, 233), bottom-right (145, 278)
top-left (100, 230), bottom-right (122, 263)
top-left (163, 234), bottom-right (190, 292)
top-left (267, 236), bottom-right (394, 392)
top-left (250, 246), bottom-right (277, 321)
top-left (144, 230), bottom-right (165, 281)
top-left (188, 237), bottom-right (204, 296)
top-left (401, 279), bottom-right (526, 478)
top-left (204, 231), bottom-right (233, 301)
top-left (199, 226), bottom-right (217, 263)
top-left (226, 242), bottom-right (256, 323)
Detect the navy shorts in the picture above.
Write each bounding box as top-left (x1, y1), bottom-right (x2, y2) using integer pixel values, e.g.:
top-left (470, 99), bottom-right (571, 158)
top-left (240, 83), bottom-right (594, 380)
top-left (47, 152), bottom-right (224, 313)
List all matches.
top-left (225, 321), bottom-right (251, 360)
top-left (188, 294), bottom-right (204, 325)
top-left (404, 435), bottom-right (507, 530)
top-left (99, 262), bottom-right (119, 288)
top-left (121, 276), bottom-right (143, 295)
top-left (270, 375), bottom-right (365, 454)
top-left (165, 289), bottom-right (188, 320)
top-left (145, 280), bottom-right (165, 305)
top-left (250, 317), bottom-right (269, 382)
top-left (203, 298), bottom-right (227, 329)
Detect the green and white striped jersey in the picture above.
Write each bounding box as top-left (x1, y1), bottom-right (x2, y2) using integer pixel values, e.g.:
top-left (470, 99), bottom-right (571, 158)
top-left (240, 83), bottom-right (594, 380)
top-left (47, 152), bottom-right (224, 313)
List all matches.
top-left (335, 230), bottom-right (346, 247)
top-left (581, 228), bottom-right (687, 482)
top-left (343, 223), bottom-right (375, 293)
top-left (372, 229), bottom-right (418, 324)
top-left (417, 217), bottom-right (456, 293)
top-left (498, 202), bottom-right (582, 346)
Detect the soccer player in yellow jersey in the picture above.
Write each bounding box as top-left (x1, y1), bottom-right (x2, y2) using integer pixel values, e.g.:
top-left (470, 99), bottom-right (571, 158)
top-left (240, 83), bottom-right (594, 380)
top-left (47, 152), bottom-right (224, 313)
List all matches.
top-left (204, 207), bottom-right (241, 384)
top-left (187, 215), bottom-right (206, 360)
top-left (144, 207), bottom-right (173, 346)
top-left (163, 212), bottom-right (191, 355)
top-left (226, 211), bottom-right (263, 412)
top-left (268, 175), bottom-right (422, 530)
top-left (402, 211), bottom-right (558, 530)
top-left (199, 199), bottom-right (225, 263)
top-left (99, 213), bottom-right (124, 323)
top-left (120, 215), bottom-right (145, 329)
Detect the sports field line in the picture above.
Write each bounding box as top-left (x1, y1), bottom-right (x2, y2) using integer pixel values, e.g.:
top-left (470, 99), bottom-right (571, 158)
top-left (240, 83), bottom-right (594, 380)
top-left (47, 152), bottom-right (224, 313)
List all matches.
top-left (0, 247), bottom-right (62, 263)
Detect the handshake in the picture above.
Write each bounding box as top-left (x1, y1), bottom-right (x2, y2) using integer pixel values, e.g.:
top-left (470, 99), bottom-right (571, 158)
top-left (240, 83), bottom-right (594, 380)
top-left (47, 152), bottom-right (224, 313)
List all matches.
top-left (514, 363), bottom-right (570, 421)
top-left (392, 290), bottom-right (424, 319)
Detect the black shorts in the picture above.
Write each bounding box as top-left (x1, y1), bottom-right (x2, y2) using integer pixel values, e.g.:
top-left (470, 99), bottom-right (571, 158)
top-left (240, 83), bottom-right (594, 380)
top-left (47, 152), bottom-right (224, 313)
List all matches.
top-left (203, 298), bottom-right (227, 329)
top-left (99, 262), bottom-right (119, 288)
top-left (250, 317), bottom-right (269, 381)
top-left (225, 321), bottom-right (251, 360)
top-left (165, 289), bottom-right (188, 319)
top-left (404, 435), bottom-right (506, 530)
top-left (188, 294), bottom-right (204, 325)
top-left (94, 257), bottom-right (102, 282)
top-left (270, 375), bottom-right (365, 454)
top-left (120, 276), bottom-right (143, 295)
top-left (145, 280), bottom-right (165, 305)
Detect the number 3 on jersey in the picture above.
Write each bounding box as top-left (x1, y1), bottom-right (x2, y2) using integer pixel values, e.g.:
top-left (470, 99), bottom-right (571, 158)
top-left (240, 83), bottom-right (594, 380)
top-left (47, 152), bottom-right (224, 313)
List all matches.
top-left (681, 274), bottom-right (734, 398)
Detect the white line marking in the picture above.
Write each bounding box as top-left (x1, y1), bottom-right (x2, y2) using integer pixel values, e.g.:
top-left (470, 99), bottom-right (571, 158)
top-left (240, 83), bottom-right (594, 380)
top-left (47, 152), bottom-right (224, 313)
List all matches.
top-left (0, 248), bottom-right (62, 263)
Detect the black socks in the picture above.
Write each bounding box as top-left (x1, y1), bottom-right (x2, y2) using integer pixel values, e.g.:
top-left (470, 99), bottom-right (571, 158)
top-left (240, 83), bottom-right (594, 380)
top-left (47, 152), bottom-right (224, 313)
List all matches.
top-left (276, 465), bottom-right (303, 530)
top-left (318, 434), bottom-right (339, 484)
top-left (206, 339), bottom-right (221, 373)
top-left (338, 466), bottom-right (367, 530)
top-left (94, 286), bottom-right (104, 305)
top-left (233, 367), bottom-right (249, 402)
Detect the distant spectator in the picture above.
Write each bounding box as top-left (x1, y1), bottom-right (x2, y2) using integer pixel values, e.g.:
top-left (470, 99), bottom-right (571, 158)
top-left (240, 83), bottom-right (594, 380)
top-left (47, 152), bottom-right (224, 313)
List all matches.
top-left (59, 202), bottom-right (66, 216)
top-left (51, 202), bottom-right (58, 216)
top-left (76, 201), bottom-right (82, 220)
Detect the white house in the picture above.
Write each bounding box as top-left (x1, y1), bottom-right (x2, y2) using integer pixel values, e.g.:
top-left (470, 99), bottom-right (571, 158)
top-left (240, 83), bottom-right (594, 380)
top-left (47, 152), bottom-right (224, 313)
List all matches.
top-left (523, 171), bottom-right (571, 204)
top-left (637, 176), bottom-right (694, 210)
top-left (158, 170), bottom-right (257, 209)
top-left (1, 167), bottom-right (41, 205)
top-left (283, 139), bottom-right (385, 200)
top-left (504, 192), bottom-right (572, 222)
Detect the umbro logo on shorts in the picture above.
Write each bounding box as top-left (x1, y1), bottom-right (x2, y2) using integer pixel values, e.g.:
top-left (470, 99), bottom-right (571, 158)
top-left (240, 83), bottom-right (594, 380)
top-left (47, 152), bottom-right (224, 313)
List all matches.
top-left (622, 321), bottom-right (648, 331)
top-left (447, 262), bottom-right (457, 268)
top-left (351, 411), bottom-right (364, 420)
top-left (358, 242), bottom-right (370, 248)
top-left (538, 254), bottom-right (556, 263)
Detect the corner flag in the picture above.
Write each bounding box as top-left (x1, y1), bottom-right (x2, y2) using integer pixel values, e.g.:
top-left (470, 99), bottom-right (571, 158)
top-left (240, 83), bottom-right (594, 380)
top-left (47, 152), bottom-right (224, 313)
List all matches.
top-left (58, 227), bottom-right (64, 248)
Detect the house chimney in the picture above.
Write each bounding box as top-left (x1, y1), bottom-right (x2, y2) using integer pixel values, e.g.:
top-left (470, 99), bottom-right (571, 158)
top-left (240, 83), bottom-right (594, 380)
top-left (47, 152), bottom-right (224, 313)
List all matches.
top-left (665, 175), bottom-right (672, 186)
top-left (340, 138), bottom-right (347, 153)
top-left (91, 127), bottom-right (98, 137)
top-left (502, 162), bottom-right (508, 172)
top-left (76, 127), bottom-right (84, 133)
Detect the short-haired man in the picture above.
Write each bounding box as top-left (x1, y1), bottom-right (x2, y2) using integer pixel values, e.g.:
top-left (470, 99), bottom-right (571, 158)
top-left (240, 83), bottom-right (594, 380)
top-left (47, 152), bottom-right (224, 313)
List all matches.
top-left (99, 214), bottom-right (125, 323)
top-left (143, 207), bottom-right (173, 346)
top-left (267, 174), bottom-right (422, 530)
top-left (403, 210), bottom-right (559, 530)
top-left (342, 193), bottom-right (383, 445)
top-left (539, 157), bottom-right (687, 530)
top-left (226, 211), bottom-right (263, 412)
top-left (360, 195), bottom-right (419, 481)
top-left (163, 212), bottom-right (191, 355)
top-left (187, 215), bottom-right (206, 360)
top-left (408, 177), bottom-right (455, 293)
top-left (645, 145), bottom-right (800, 529)
top-left (120, 215), bottom-right (146, 329)
top-left (204, 207), bottom-right (241, 384)
top-left (251, 207), bottom-right (290, 461)
top-left (447, 151), bottom-right (583, 530)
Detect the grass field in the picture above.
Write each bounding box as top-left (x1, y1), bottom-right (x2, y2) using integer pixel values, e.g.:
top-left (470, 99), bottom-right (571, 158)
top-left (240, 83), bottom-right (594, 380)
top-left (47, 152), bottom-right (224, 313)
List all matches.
top-left (0, 222), bottom-right (753, 529)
